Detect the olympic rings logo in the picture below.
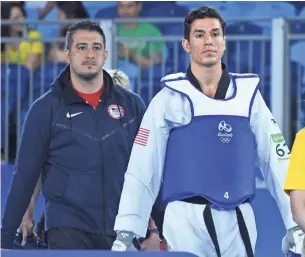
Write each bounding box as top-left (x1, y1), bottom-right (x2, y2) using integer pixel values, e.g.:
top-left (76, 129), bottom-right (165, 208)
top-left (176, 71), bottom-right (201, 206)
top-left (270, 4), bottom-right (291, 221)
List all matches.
top-left (220, 137), bottom-right (231, 143)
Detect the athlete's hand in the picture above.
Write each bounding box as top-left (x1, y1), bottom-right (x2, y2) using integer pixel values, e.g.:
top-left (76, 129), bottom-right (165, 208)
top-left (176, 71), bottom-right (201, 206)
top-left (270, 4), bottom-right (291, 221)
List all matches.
top-left (282, 226), bottom-right (304, 255)
top-left (111, 231), bottom-right (138, 252)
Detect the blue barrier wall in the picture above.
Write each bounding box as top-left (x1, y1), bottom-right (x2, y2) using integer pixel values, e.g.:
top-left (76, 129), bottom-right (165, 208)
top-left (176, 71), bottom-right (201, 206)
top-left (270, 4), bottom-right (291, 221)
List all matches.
top-left (1, 250), bottom-right (197, 257)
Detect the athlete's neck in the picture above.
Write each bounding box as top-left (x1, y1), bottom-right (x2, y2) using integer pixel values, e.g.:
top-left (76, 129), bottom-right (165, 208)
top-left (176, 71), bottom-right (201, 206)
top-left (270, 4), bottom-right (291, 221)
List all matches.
top-left (191, 61), bottom-right (223, 97)
top-left (70, 70), bottom-right (103, 94)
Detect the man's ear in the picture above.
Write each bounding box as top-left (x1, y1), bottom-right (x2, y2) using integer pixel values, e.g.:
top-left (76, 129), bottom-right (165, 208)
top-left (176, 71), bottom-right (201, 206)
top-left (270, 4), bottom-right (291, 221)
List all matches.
top-left (103, 50), bottom-right (108, 66)
top-left (65, 49), bottom-right (70, 64)
top-left (182, 39), bottom-right (190, 53)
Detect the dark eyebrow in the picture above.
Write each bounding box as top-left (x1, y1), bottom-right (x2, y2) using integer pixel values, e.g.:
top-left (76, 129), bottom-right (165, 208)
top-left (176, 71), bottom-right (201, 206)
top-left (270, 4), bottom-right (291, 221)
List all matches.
top-left (193, 28), bottom-right (221, 34)
top-left (76, 42), bottom-right (103, 47)
top-left (76, 43), bottom-right (88, 47)
top-left (93, 42), bottom-right (103, 47)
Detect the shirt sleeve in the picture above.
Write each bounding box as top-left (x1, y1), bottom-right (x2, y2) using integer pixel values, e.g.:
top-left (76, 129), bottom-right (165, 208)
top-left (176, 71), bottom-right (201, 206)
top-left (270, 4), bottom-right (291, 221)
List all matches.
top-left (284, 129), bottom-right (305, 193)
top-left (114, 87), bottom-right (192, 237)
top-left (250, 90), bottom-right (297, 230)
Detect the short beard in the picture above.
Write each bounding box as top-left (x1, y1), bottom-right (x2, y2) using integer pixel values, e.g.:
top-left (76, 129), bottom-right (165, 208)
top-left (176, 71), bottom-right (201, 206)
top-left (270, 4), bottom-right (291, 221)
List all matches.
top-left (71, 65), bottom-right (101, 81)
top-left (76, 71), bottom-right (99, 81)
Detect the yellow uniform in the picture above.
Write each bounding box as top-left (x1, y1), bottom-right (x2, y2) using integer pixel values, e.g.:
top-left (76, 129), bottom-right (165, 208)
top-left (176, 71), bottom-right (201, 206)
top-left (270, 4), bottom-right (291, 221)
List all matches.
top-left (1, 30), bottom-right (43, 66)
top-left (284, 128), bottom-right (305, 194)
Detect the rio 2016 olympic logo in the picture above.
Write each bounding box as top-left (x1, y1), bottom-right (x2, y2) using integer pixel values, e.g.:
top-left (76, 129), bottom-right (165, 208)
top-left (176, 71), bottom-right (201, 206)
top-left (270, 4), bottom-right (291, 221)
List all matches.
top-left (218, 120), bottom-right (233, 143)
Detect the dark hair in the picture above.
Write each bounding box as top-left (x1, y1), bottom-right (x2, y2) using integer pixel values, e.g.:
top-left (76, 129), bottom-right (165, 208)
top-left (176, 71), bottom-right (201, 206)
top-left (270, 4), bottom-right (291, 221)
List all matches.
top-left (65, 20), bottom-right (106, 50)
top-left (184, 6), bottom-right (226, 41)
top-left (56, 1), bottom-right (89, 19)
top-left (1, 2), bottom-right (27, 52)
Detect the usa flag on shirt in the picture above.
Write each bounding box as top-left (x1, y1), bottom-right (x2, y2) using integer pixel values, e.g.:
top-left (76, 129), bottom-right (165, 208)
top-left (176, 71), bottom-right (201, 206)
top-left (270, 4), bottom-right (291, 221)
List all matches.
top-left (134, 128), bottom-right (150, 146)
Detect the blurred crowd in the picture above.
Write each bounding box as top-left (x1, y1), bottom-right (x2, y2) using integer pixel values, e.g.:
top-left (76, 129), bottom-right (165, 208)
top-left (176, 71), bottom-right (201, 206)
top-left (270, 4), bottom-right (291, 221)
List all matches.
top-left (1, 1), bottom-right (305, 161)
top-left (1, 1), bottom-right (166, 72)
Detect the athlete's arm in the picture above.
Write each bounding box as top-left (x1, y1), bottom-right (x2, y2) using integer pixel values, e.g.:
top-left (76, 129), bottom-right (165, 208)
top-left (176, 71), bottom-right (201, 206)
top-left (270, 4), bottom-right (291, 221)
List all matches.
top-left (114, 90), bottom-right (171, 237)
top-left (250, 90), bottom-right (297, 230)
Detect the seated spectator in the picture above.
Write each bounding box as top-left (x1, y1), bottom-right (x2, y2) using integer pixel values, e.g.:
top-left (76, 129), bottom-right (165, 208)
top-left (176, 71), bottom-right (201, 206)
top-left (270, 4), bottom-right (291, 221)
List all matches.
top-left (1, 2), bottom-right (44, 71)
top-left (47, 27), bottom-right (67, 63)
top-left (38, 1), bottom-right (88, 20)
top-left (117, 1), bottom-right (165, 70)
top-left (44, 2), bottom-right (89, 62)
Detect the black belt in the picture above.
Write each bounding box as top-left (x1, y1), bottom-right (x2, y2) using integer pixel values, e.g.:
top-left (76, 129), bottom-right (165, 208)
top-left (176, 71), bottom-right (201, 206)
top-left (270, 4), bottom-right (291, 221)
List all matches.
top-left (182, 197), bottom-right (253, 257)
top-left (182, 196), bottom-right (250, 205)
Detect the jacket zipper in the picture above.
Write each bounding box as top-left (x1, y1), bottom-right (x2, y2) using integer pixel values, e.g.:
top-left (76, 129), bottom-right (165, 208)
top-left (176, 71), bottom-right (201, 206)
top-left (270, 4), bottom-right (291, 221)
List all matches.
top-left (92, 103), bottom-right (106, 235)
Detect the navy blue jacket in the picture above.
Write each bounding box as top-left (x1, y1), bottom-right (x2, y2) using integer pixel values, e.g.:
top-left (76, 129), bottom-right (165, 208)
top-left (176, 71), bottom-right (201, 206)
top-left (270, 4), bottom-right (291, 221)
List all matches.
top-left (1, 66), bottom-right (146, 248)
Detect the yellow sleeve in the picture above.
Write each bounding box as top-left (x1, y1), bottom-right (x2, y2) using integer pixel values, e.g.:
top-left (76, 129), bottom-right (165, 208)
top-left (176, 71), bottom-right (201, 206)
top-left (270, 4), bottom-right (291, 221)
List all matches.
top-left (1, 51), bottom-right (6, 62)
top-left (284, 128), bottom-right (305, 194)
top-left (28, 30), bottom-right (44, 54)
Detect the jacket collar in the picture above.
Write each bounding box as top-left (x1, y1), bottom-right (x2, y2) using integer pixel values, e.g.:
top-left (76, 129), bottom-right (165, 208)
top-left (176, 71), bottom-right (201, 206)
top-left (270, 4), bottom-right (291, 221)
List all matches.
top-left (186, 63), bottom-right (231, 99)
top-left (52, 65), bottom-right (114, 105)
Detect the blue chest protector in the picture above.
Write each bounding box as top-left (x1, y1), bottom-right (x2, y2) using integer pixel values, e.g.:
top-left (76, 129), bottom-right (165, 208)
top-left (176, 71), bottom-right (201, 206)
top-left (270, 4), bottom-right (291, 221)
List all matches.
top-left (162, 74), bottom-right (260, 211)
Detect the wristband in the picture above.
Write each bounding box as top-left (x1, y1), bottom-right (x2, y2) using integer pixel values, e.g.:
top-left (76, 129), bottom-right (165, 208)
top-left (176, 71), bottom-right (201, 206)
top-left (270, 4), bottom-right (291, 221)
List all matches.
top-left (149, 228), bottom-right (160, 236)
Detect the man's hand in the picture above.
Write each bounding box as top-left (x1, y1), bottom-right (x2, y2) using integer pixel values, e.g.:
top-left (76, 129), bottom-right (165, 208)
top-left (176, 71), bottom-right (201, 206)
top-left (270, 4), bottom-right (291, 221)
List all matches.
top-left (18, 210), bottom-right (36, 246)
top-left (140, 232), bottom-right (160, 251)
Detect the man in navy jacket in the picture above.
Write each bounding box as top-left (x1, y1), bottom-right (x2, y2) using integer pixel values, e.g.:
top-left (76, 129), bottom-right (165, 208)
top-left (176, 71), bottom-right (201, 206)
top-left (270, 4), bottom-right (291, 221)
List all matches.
top-left (1, 21), bottom-right (159, 249)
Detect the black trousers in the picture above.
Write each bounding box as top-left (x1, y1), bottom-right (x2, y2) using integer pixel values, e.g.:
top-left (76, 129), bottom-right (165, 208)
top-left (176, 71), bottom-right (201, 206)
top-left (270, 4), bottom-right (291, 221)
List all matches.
top-left (47, 228), bottom-right (116, 249)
